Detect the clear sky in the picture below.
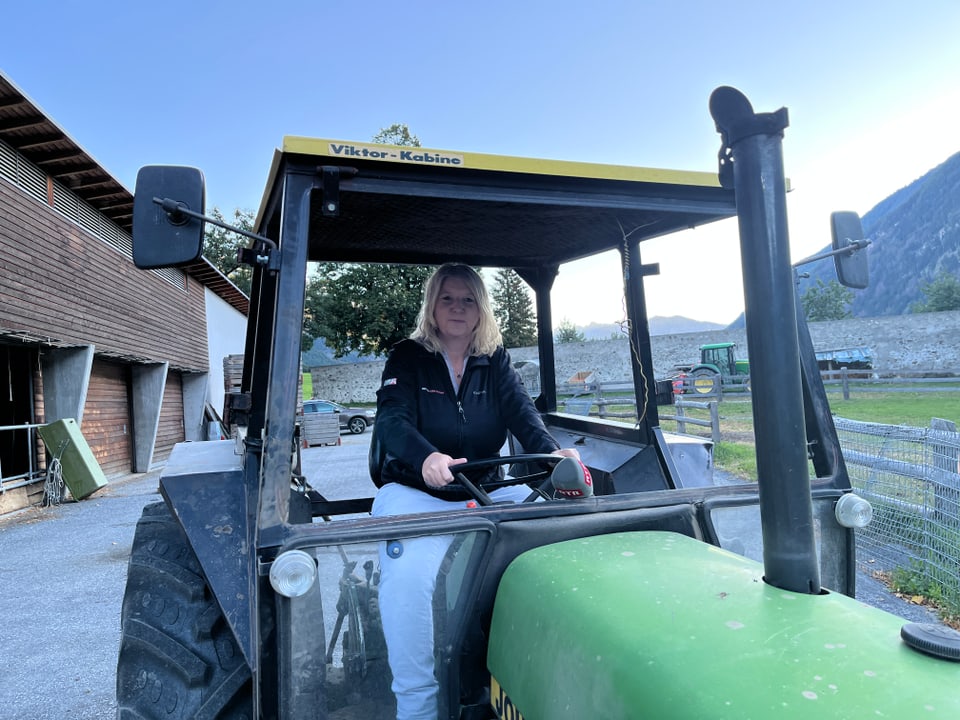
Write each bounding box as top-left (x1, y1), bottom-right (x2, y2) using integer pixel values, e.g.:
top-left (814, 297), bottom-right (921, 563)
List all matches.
top-left (3, 1), bottom-right (959, 326)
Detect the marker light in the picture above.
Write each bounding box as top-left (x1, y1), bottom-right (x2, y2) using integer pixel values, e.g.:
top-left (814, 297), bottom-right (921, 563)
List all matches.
top-left (835, 493), bottom-right (873, 528)
top-left (269, 550), bottom-right (317, 598)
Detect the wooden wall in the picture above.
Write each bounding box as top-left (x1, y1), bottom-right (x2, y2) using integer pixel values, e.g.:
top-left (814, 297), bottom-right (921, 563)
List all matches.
top-left (0, 180), bottom-right (208, 371)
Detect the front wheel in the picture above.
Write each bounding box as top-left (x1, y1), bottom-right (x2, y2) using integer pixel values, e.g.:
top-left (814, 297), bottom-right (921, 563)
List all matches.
top-left (348, 417), bottom-right (368, 434)
top-left (116, 501), bottom-right (253, 718)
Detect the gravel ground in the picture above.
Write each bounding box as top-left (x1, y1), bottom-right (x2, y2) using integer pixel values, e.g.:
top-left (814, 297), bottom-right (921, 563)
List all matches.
top-left (0, 434), bottom-right (942, 718)
top-left (0, 468), bottom-right (163, 720)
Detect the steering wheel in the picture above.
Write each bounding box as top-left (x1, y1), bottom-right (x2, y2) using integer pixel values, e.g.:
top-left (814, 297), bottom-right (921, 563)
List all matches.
top-left (439, 454), bottom-right (567, 506)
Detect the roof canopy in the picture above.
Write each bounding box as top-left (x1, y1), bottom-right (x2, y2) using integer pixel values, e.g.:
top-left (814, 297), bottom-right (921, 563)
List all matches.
top-left (256, 137), bottom-right (737, 269)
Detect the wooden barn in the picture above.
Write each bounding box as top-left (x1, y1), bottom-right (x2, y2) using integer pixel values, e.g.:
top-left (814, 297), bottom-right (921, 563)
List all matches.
top-left (0, 70), bottom-right (248, 513)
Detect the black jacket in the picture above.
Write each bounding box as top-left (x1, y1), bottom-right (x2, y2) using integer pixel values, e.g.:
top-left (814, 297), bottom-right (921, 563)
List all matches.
top-left (375, 339), bottom-right (560, 498)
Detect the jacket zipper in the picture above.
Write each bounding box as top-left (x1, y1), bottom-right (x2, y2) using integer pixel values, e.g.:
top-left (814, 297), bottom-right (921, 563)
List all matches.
top-left (456, 364), bottom-right (468, 448)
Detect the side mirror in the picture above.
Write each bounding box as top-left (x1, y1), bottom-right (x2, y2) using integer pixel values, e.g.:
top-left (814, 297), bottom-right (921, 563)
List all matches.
top-left (830, 211), bottom-right (869, 289)
top-left (132, 166), bottom-right (206, 269)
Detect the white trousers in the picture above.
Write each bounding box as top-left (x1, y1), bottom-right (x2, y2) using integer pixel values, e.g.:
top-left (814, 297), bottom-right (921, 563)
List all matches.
top-left (372, 482), bottom-right (530, 720)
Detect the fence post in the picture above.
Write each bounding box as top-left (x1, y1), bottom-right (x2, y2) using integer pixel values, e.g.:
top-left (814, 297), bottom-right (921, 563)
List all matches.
top-left (27, 423), bottom-right (36, 482)
top-left (840, 366), bottom-right (850, 401)
top-left (710, 402), bottom-right (720, 444)
top-left (931, 417), bottom-right (959, 524)
top-left (676, 402), bottom-right (687, 435)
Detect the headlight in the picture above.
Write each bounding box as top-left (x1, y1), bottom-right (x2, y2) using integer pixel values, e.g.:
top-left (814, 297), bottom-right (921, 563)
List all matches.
top-left (835, 493), bottom-right (873, 528)
top-left (269, 550), bottom-right (317, 598)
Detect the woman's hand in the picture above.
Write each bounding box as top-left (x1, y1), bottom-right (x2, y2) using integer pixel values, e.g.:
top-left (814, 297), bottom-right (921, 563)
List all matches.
top-left (552, 447), bottom-right (581, 460)
top-left (422, 451), bottom-right (468, 488)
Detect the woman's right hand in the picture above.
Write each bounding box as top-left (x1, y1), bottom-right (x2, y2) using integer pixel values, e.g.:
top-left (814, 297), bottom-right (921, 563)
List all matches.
top-left (422, 451), bottom-right (468, 488)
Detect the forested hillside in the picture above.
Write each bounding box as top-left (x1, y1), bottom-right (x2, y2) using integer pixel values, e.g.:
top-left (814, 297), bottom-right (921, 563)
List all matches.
top-left (797, 151), bottom-right (960, 317)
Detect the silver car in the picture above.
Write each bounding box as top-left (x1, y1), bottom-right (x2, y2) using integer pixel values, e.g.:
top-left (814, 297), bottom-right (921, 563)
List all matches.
top-left (300, 399), bottom-right (375, 434)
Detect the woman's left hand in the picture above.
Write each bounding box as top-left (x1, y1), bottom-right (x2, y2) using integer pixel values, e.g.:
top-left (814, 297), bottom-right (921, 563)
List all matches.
top-left (552, 447), bottom-right (580, 460)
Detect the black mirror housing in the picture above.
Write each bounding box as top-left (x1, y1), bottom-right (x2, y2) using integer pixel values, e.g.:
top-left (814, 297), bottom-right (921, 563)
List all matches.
top-left (132, 166), bottom-right (206, 269)
top-left (830, 211), bottom-right (868, 289)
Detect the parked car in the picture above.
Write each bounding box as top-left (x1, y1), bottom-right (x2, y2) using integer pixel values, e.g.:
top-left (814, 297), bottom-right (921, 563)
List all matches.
top-left (299, 399), bottom-right (375, 434)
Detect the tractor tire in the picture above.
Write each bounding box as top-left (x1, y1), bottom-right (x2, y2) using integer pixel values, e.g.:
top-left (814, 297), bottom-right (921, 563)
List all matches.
top-left (116, 501), bottom-right (253, 719)
top-left (691, 368), bottom-right (721, 396)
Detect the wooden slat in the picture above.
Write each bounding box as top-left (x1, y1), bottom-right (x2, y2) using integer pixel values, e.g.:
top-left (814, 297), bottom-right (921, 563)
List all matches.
top-left (223, 354), bottom-right (244, 392)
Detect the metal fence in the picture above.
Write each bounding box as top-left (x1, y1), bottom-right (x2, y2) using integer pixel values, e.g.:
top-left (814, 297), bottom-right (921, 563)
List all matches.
top-left (0, 423), bottom-right (46, 493)
top-left (836, 416), bottom-right (960, 607)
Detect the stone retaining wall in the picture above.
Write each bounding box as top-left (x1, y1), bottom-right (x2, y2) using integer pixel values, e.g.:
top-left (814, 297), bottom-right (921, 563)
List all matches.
top-left (310, 310), bottom-right (960, 404)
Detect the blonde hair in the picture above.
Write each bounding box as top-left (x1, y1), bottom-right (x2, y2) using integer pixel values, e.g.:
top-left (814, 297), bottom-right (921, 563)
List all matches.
top-left (412, 263), bottom-right (502, 356)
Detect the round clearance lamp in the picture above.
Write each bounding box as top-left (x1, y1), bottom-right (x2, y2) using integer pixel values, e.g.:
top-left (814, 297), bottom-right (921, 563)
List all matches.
top-left (835, 493), bottom-right (874, 529)
top-left (269, 550), bottom-right (318, 598)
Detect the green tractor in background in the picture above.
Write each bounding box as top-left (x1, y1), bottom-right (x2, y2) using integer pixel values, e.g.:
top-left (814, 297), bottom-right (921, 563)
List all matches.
top-left (675, 342), bottom-right (750, 397)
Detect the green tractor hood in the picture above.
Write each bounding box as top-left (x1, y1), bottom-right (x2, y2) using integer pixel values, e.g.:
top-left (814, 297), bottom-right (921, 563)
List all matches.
top-left (488, 532), bottom-right (960, 719)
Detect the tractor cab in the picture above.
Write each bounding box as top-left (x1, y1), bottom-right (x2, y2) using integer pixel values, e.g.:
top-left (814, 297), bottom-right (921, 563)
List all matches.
top-left (700, 342), bottom-right (739, 377)
top-left (116, 87), bottom-right (960, 719)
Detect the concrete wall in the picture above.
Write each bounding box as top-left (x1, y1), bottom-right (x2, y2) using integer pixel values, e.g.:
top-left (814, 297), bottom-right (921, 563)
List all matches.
top-left (310, 310), bottom-right (960, 404)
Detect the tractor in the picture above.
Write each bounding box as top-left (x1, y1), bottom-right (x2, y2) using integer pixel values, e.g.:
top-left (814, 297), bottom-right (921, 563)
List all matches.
top-left (674, 341), bottom-right (750, 397)
top-left (115, 86), bottom-right (960, 719)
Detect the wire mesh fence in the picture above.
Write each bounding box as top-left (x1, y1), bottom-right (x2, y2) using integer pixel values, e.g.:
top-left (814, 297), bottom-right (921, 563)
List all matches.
top-left (836, 416), bottom-right (960, 608)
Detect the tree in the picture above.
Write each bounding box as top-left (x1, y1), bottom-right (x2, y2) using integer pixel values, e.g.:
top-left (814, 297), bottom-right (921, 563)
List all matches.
top-left (555, 318), bottom-right (585, 344)
top-left (910, 270), bottom-right (960, 313)
top-left (304, 263), bottom-right (434, 356)
top-left (300, 124), bottom-right (434, 356)
top-left (372, 123), bottom-right (421, 147)
top-left (202, 207), bottom-right (255, 296)
top-left (492, 269), bottom-right (537, 348)
top-left (800, 279), bottom-right (854, 321)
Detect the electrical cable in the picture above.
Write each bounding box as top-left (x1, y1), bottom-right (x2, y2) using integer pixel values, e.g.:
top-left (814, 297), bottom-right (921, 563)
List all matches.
top-left (617, 220), bottom-right (651, 427)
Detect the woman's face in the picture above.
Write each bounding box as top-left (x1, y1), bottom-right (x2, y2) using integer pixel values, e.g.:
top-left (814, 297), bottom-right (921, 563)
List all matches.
top-left (434, 276), bottom-right (480, 344)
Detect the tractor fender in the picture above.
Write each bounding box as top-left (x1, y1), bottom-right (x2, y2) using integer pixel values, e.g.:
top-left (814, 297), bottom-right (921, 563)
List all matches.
top-left (158, 440), bottom-right (256, 666)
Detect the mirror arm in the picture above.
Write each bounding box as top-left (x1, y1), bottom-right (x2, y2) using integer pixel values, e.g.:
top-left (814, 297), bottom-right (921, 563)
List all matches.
top-left (152, 196), bottom-right (281, 270)
top-left (792, 238), bottom-right (870, 268)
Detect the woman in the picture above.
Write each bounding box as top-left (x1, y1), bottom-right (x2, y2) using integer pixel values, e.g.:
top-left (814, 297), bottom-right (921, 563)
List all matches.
top-left (372, 263), bottom-right (578, 720)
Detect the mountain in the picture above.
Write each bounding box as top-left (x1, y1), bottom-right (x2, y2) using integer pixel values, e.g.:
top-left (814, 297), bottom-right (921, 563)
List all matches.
top-left (649, 316), bottom-right (726, 335)
top-left (797, 151), bottom-right (960, 316)
top-left (579, 317), bottom-right (724, 340)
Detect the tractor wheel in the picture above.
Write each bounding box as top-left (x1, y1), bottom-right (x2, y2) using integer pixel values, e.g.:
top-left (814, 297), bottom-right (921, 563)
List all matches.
top-left (691, 368), bottom-right (721, 396)
top-left (116, 501), bottom-right (253, 719)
